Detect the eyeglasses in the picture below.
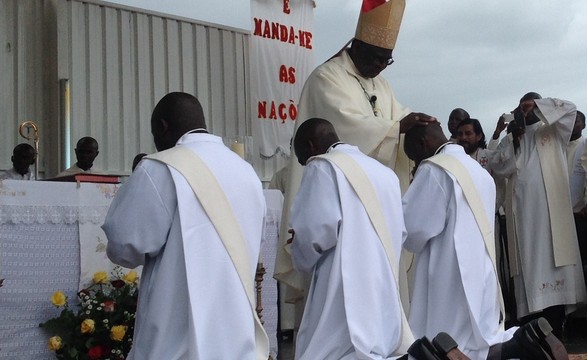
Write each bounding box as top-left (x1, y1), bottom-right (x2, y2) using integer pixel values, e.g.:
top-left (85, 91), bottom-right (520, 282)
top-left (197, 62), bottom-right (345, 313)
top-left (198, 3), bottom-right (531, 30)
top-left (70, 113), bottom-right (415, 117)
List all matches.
top-left (367, 51), bottom-right (394, 66)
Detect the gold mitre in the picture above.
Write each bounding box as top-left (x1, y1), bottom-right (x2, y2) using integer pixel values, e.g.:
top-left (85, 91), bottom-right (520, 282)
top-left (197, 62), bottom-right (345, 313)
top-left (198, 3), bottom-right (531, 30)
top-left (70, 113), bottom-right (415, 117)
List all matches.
top-left (355, 0), bottom-right (406, 50)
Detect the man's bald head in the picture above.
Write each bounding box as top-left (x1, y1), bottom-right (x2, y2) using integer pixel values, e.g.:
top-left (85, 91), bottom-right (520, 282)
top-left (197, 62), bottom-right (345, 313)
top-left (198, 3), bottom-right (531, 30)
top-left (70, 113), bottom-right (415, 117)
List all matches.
top-left (294, 118), bottom-right (340, 165)
top-left (151, 92), bottom-right (206, 151)
top-left (448, 108), bottom-right (470, 137)
top-left (404, 122), bottom-right (448, 165)
top-left (75, 136), bottom-right (99, 171)
top-left (12, 143), bottom-right (36, 176)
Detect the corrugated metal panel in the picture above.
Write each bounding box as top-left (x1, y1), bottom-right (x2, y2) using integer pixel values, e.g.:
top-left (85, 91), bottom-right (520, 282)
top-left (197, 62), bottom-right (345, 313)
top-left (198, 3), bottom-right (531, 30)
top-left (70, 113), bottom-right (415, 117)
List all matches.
top-left (0, 0), bottom-right (49, 173)
top-left (1, 0), bottom-right (288, 181)
top-left (61, 0), bottom-right (260, 175)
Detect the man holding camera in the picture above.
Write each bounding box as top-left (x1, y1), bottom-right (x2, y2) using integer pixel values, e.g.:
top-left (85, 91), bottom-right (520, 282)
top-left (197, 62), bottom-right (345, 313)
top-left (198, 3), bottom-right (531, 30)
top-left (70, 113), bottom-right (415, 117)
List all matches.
top-left (490, 92), bottom-right (586, 337)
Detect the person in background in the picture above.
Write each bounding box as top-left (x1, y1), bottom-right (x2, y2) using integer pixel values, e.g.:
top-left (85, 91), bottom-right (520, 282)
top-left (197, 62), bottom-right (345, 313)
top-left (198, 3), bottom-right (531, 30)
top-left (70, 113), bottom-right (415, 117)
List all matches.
top-left (57, 136), bottom-right (100, 176)
top-left (572, 111), bottom-right (587, 285)
top-left (447, 108), bottom-right (470, 143)
top-left (0, 143), bottom-right (36, 180)
top-left (490, 92), bottom-right (587, 338)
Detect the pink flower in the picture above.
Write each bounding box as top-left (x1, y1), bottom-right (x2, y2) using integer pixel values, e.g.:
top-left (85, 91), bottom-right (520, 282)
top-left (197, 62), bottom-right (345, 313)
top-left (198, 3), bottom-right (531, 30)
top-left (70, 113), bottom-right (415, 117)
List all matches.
top-left (103, 300), bottom-right (116, 312)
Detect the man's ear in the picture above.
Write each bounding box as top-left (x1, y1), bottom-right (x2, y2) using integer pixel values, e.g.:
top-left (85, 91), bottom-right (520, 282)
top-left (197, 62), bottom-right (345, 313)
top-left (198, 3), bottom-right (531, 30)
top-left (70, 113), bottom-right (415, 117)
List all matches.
top-left (158, 118), bottom-right (169, 134)
top-left (308, 139), bottom-right (318, 156)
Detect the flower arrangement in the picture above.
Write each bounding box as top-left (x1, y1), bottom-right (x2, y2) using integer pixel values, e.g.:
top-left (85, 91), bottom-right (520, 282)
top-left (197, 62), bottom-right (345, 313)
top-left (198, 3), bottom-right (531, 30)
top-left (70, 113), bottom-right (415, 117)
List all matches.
top-left (40, 267), bottom-right (139, 360)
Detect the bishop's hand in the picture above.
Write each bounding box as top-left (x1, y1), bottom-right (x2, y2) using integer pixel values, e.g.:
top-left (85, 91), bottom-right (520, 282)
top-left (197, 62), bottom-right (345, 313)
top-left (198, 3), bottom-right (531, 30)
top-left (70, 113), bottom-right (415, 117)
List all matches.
top-left (400, 112), bottom-right (437, 134)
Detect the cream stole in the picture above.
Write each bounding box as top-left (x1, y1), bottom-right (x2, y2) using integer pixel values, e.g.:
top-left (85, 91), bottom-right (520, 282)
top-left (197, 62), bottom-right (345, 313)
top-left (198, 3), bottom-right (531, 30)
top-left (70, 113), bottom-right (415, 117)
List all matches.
top-left (316, 151), bottom-right (415, 354)
top-left (425, 154), bottom-right (505, 329)
top-left (146, 147), bottom-right (269, 360)
top-left (533, 122), bottom-right (577, 267)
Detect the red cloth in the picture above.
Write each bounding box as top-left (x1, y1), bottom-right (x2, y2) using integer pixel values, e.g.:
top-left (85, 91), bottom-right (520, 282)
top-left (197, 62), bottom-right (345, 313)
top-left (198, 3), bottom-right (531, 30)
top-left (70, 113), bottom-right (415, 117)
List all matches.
top-left (361, 0), bottom-right (387, 12)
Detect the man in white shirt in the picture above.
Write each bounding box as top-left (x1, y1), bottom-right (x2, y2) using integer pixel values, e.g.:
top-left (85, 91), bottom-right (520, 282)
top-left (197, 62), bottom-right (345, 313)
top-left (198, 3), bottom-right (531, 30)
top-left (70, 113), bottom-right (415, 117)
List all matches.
top-left (103, 92), bottom-right (269, 359)
top-left (568, 111), bottom-right (586, 214)
top-left (490, 93), bottom-right (586, 337)
top-left (0, 143), bottom-right (36, 180)
top-left (403, 122), bottom-right (568, 360)
top-left (570, 111), bottom-right (587, 290)
top-left (57, 137), bottom-right (100, 176)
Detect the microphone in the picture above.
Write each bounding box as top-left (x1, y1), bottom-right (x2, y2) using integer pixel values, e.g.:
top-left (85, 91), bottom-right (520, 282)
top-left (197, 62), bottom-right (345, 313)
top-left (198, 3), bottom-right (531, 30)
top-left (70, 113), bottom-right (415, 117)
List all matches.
top-left (370, 95), bottom-right (377, 104)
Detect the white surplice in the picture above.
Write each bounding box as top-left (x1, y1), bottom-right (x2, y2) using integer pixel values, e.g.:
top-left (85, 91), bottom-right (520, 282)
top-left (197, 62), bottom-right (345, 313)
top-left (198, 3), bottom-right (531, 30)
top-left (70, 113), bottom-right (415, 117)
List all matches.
top-left (56, 163), bottom-right (102, 177)
top-left (103, 133), bottom-right (266, 360)
top-left (403, 144), bottom-right (516, 360)
top-left (276, 48), bottom-right (412, 305)
top-left (490, 99), bottom-right (587, 317)
top-left (0, 168), bottom-right (34, 180)
top-left (290, 144), bottom-right (410, 360)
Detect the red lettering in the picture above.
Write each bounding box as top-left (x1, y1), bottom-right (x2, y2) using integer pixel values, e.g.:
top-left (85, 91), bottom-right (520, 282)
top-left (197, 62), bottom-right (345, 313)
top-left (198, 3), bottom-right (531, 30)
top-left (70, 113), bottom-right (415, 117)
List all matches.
top-left (258, 101), bottom-right (268, 118)
top-left (272, 22), bottom-right (280, 40)
top-left (283, 0), bottom-right (291, 14)
top-left (263, 20), bottom-right (271, 38)
top-left (257, 100), bottom-right (298, 122)
top-left (269, 102), bottom-right (278, 119)
top-left (279, 65), bottom-right (288, 83)
top-left (299, 31), bottom-right (313, 49)
top-left (288, 26), bottom-right (295, 44)
top-left (288, 67), bottom-right (296, 84)
top-left (253, 18), bottom-right (262, 36)
top-left (304, 31), bottom-right (313, 49)
top-left (278, 104), bottom-right (288, 123)
top-left (280, 25), bottom-right (289, 42)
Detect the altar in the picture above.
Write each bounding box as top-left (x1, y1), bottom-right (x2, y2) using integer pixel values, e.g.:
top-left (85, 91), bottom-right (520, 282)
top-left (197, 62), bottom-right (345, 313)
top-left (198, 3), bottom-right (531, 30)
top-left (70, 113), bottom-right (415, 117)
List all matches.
top-left (0, 180), bottom-right (281, 359)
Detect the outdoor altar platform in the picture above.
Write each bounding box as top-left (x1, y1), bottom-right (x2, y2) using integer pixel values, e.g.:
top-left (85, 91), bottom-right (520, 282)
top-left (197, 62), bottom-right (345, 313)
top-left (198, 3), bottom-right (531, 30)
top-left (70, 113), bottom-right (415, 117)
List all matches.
top-left (0, 180), bottom-right (282, 359)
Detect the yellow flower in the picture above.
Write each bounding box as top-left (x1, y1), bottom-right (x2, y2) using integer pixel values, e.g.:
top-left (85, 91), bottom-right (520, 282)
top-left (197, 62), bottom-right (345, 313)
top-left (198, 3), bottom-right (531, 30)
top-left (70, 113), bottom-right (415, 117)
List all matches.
top-left (110, 325), bottom-right (127, 341)
top-left (92, 271), bottom-right (108, 284)
top-left (81, 319), bottom-right (95, 334)
top-left (48, 336), bottom-right (63, 351)
top-left (123, 270), bottom-right (138, 283)
top-left (51, 291), bottom-right (67, 307)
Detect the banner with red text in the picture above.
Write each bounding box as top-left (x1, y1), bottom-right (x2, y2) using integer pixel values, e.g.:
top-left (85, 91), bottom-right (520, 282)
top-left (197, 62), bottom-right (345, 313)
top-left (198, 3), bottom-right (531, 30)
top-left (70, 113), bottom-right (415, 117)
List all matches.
top-left (251, 0), bottom-right (314, 158)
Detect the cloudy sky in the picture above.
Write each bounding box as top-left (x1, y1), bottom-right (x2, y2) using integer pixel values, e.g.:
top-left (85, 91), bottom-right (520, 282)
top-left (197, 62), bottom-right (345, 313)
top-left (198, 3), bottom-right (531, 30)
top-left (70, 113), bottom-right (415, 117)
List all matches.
top-left (109, 0), bottom-right (587, 137)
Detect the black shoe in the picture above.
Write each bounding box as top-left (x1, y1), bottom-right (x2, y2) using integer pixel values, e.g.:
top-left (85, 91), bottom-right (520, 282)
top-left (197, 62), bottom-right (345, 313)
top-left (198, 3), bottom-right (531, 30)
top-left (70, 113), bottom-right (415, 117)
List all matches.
top-left (513, 317), bottom-right (568, 360)
top-left (408, 337), bottom-right (443, 360)
top-left (407, 334), bottom-right (471, 360)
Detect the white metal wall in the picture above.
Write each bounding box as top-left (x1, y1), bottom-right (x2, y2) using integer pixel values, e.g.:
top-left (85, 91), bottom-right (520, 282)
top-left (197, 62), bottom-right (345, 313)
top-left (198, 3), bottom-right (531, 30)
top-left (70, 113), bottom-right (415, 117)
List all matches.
top-left (58, 0), bottom-right (254, 176)
top-left (0, 0), bottom-right (286, 180)
top-left (0, 0), bottom-right (57, 176)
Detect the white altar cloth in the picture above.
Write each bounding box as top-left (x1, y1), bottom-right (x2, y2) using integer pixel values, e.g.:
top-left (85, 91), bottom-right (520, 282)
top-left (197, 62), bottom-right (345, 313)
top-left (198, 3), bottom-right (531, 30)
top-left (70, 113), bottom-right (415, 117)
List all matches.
top-left (0, 180), bottom-right (281, 359)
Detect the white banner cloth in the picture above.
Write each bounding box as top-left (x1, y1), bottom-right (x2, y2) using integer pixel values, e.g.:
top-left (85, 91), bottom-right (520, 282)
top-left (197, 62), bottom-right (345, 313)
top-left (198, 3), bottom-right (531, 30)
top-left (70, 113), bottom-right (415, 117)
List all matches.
top-left (250, 0), bottom-right (314, 158)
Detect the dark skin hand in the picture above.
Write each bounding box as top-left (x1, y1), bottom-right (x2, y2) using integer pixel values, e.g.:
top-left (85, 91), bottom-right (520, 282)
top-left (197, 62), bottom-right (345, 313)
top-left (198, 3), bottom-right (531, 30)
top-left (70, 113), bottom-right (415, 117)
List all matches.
top-left (286, 229), bottom-right (295, 244)
top-left (493, 116), bottom-right (508, 140)
top-left (400, 112), bottom-right (437, 134)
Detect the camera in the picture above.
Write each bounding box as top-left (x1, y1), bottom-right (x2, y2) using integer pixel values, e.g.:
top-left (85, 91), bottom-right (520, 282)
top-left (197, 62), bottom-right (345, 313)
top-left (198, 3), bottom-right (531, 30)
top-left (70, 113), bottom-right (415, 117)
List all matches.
top-left (502, 113), bottom-right (515, 124)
